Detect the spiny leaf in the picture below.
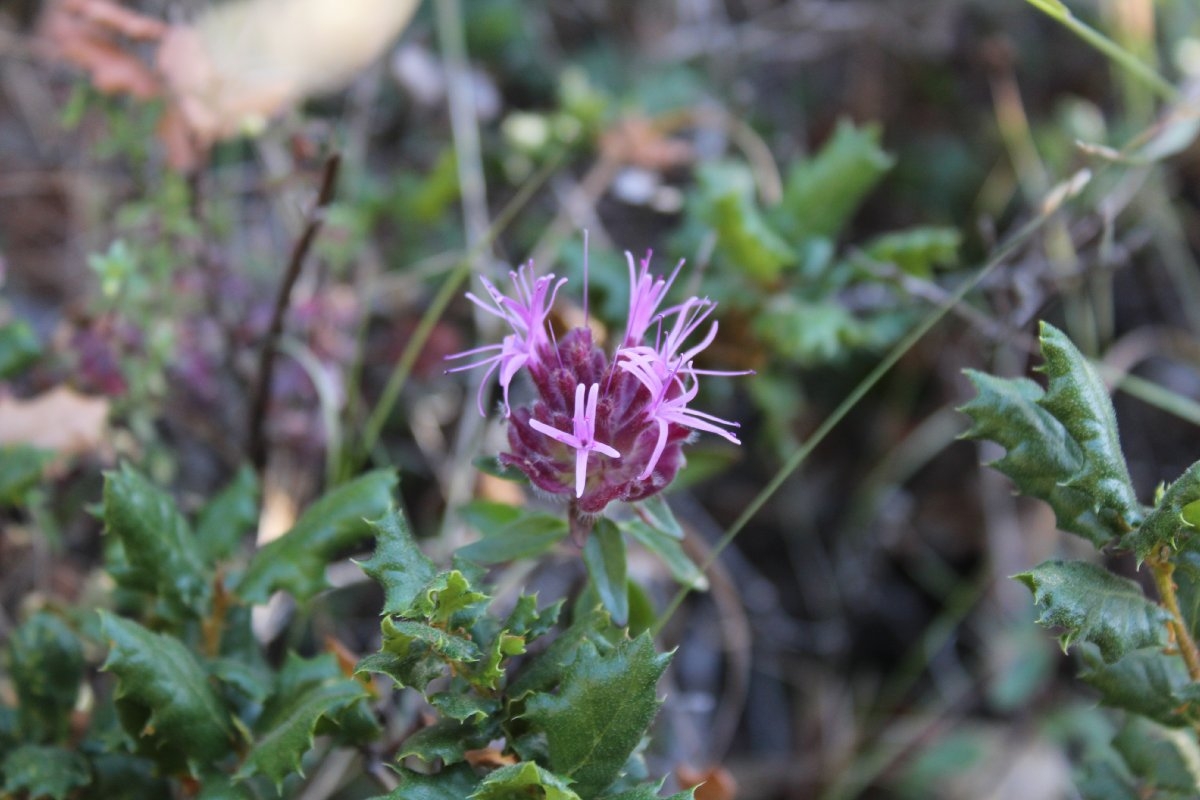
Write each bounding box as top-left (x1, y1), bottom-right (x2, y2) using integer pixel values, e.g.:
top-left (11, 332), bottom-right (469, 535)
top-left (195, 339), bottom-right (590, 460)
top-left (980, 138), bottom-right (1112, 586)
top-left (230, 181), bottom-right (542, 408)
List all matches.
top-left (524, 633), bottom-right (672, 798)
top-left (429, 688), bottom-right (500, 722)
top-left (409, 570), bottom-right (488, 627)
top-left (238, 469), bottom-right (397, 603)
top-left (357, 510), bottom-right (437, 615)
top-left (959, 370), bottom-right (1113, 546)
top-left (504, 594), bottom-right (564, 642)
top-left (98, 612), bottom-right (235, 769)
top-left (509, 606), bottom-right (618, 701)
top-left (1016, 560), bottom-right (1169, 663)
top-left (398, 718), bottom-right (496, 765)
top-left (8, 612), bottom-right (84, 744)
top-left (1036, 322), bottom-right (1141, 531)
top-left (357, 615), bottom-right (477, 691)
top-left (103, 464), bottom-right (210, 616)
top-left (1, 745), bottom-right (90, 800)
top-left (772, 118), bottom-right (895, 243)
top-left (583, 518), bottom-right (629, 626)
top-left (1080, 645), bottom-right (1198, 728)
top-left (469, 762), bottom-right (581, 800)
top-left (369, 765), bottom-right (480, 799)
top-left (195, 466), bottom-right (260, 562)
top-left (1127, 460), bottom-right (1200, 562)
top-left (1112, 715), bottom-right (1200, 794)
top-left (468, 630), bottom-right (526, 691)
top-left (601, 786), bottom-right (697, 800)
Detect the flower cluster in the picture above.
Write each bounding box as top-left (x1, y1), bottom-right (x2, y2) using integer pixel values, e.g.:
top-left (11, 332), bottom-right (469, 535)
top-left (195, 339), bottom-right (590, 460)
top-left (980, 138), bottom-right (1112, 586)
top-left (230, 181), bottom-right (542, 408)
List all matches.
top-left (448, 251), bottom-right (746, 514)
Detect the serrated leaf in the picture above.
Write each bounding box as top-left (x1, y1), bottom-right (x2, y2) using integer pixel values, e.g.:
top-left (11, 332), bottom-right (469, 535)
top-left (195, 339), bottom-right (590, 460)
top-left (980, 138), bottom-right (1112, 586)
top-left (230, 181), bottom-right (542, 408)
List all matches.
top-left (1037, 322), bottom-right (1141, 531)
top-left (863, 226), bottom-right (961, 278)
top-left (1128, 460), bottom-right (1200, 561)
top-left (509, 607), bottom-right (617, 701)
top-left (0, 320), bottom-right (41, 379)
top-left (357, 510), bottom-right (437, 615)
top-left (98, 612), bottom-right (234, 769)
top-left (695, 162), bottom-right (793, 283)
top-left (0, 445), bottom-right (53, 508)
top-left (369, 765), bottom-right (480, 799)
top-left (633, 495), bottom-right (683, 540)
top-left (357, 615), bottom-right (477, 691)
top-left (959, 370), bottom-right (1113, 546)
top-left (8, 613), bottom-right (84, 744)
top-left (755, 296), bottom-right (877, 367)
top-left (1112, 715), bottom-right (1200, 793)
top-left (601, 788), bottom-right (697, 800)
top-left (103, 464), bottom-right (210, 616)
top-left (623, 519), bottom-right (708, 591)
top-left (429, 688), bottom-right (500, 722)
top-left (504, 595), bottom-right (564, 642)
top-left (409, 570), bottom-right (488, 627)
top-left (524, 633), bottom-right (671, 798)
top-left (470, 762), bottom-right (581, 800)
top-left (238, 470), bottom-right (397, 603)
top-left (236, 678), bottom-right (366, 790)
top-left (1, 745), bottom-right (89, 800)
top-left (468, 630), bottom-right (526, 691)
top-left (1080, 645), bottom-right (1198, 728)
top-left (458, 509), bottom-right (570, 565)
top-left (772, 118), bottom-right (894, 243)
top-left (584, 519), bottom-right (629, 626)
top-left (399, 718), bottom-right (495, 765)
top-left (195, 466), bottom-right (260, 562)
top-left (1016, 560), bottom-right (1169, 663)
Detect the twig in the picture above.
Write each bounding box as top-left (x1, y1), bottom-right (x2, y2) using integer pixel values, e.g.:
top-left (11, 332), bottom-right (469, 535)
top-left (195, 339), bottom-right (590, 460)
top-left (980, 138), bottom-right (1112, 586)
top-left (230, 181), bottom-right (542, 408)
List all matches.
top-left (246, 153), bottom-right (341, 472)
top-left (1149, 550), bottom-right (1200, 682)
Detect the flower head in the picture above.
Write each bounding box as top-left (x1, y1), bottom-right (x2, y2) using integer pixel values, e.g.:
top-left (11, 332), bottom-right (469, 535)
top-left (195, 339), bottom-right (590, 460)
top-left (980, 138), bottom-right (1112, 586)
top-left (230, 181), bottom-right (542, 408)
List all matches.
top-left (449, 250), bottom-right (749, 514)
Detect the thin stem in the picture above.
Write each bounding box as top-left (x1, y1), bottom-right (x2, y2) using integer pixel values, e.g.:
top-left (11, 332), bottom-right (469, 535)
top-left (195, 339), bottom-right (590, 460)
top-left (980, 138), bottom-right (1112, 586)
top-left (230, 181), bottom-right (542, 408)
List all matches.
top-left (247, 153), bottom-right (341, 472)
top-left (650, 201), bottom-right (1068, 638)
top-left (1149, 550), bottom-right (1200, 682)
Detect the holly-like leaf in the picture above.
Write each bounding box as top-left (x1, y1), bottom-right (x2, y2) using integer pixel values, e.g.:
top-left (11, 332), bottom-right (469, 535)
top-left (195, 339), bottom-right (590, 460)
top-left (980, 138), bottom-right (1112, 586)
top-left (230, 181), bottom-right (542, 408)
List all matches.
top-left (1128, 461), bottom-right (1200, 562)
top-left (504, 594), bottom-right (563, 642)
top-left (88, 752), bottom-right (172, 800)
top-left (429, 688), bottom-right (500, 722)
top-left (1111, 715), bottom-right (1200, 794)
top-left (368, 765), bottom-right (480, 799)
top-left (469, 762), bottom-right (581, 800)
top-left (584, 518), bottom-right (629, 626)
top-left (238, 470), bottom-right (397, 603)
top-left (236, 669), bottom-right (367, 790)
top-left (195, 466), bottom-right (260, 562)
top-left (623, 519), bottom-right (708, 591)
top-left (1080, 645), bottom-right (1198, 728)
top-left (8, 612), bottom-right (84, 744)
top-left (357, 615), bottom-right (476, 691)
top-left (1015, 560), bottom-right (1169, 663)
top-left (468, 630), bottom-right (526, 691)
top-left (0, 445), bottom-right (53, 508)
top-left (524, 633), bottom-right (672, 798)
top-left (1, 745), bottom-right (90, 800)
top-left (103, 464), bottom-right (210, 616)
top-left (772, 119), bottom-right (895, 243)
top-left (695, 162), bottom-right (793, 283)
top-left (1036, 322), bottom-right (1142, 531)
top-left (601, 786), bottom-right (697, 800)
top-left (960, 371), bottom-right (1113, 546)
top-left (0, 320), bottom-right (40, 379)
top-left (409, 570), bottom-right (488, 627)
top-left (357, 510), bottom-right (437, 615)
top-left (98, 612), bottom-right (235, 770)
top-left (458, 508), bottom-right (570, 565)
top-left (399, 718), bottom-right (495, 765)
top-left (509, 607), bottom-right (617, 701)
top-left (862, 226), bottom-right (961, 278)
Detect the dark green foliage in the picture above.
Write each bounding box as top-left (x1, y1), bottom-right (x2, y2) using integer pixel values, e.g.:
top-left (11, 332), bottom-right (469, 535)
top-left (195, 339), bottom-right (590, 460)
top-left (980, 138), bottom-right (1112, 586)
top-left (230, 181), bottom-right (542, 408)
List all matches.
top-left (8, 612), bottom-right (85, 744)
top-left (1, 745), bottom-right (90, 800)
top-left (583, 519), bottom-right (629, 626)
top-left (195, 466), bottom-right (260, 562)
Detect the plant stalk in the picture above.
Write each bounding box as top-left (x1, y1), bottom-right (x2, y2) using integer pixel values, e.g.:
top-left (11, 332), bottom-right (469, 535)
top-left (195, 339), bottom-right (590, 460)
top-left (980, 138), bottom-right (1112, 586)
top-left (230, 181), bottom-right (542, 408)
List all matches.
top-left (1149, 550), bottom-right (1200, 681)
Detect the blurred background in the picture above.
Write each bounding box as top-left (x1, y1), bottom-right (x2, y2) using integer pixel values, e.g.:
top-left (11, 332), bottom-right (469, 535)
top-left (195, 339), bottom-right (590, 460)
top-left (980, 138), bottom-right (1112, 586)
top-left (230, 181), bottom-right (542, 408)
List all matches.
top-left (5, 0), bottom-right (1200, 797)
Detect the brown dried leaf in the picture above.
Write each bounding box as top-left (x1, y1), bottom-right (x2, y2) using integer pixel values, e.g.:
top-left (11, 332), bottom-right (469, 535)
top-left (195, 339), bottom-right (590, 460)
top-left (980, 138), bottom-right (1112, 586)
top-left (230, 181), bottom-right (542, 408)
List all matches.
top-left (599, 116), bottom-right (695, 171)
top-left (676, 764), bottom-right (738, 800)
top-left (464, 748), bottom-right (519, 769)
top-left (36, 0), bottom-right (163, 99)
top-left (0, 386), bottom-right (108, 456)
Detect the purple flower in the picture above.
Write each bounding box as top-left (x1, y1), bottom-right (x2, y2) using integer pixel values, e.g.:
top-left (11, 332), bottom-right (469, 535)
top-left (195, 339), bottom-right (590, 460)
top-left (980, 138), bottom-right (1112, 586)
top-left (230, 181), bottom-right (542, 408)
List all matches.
top-left (449, 251), bottom-right (748, 514)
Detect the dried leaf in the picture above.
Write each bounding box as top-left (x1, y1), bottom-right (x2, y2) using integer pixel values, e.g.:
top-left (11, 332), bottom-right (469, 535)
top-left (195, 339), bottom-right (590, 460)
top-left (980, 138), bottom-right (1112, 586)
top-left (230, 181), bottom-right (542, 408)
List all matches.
top-left (0, 386), bottom-right (108, 457)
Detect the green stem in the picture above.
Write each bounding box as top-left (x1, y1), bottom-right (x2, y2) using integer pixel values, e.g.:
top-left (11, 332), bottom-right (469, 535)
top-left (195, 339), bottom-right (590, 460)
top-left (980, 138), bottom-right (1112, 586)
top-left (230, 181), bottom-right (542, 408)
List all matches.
top-left (1024, 0), bottom-right (1177, 102)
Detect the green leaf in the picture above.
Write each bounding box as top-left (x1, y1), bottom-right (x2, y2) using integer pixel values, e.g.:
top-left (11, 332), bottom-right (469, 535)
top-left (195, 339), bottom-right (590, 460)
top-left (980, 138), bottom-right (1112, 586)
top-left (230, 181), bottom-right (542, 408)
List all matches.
top-left (195, 466), bottom-right (260, 562)
top-left (1036, 322), bottom-right (1141, 531)
top-left (429, 688), bottom-right (500, 722)
top-left (103, 464), bottom-right (211, 616)
top-left (755, 297), bottom-right (877, 367)
top-left (357, 615), bottom-right (476, 691)
top-left (772, 119), bottom-right (895, 243)
top-left (959, 370), bottom-right (1113, 546)
top-left (236, 672), bottom-right (367, 790)
top-left (623, 519), bottom-right (708, 591)
top-left (509, 607), bottom-right (617, 701)
top-left (470, 762), bottom-right (581, 800)
top-left (99, 612), bottom-right (234, 769)
top-left (1128, 461), bottom-right (1200, 561)
top-left (601, 786), bottom-right (696, 800)
top-left (1025, 0), bottom-right (1071, 20)
top-left (458, 499), bottom-right (523, 529)
top-left (1, 745), bottom-right (89, 800)
top-left (398, 718), bottom-right (494, 765)
top-left (524, 633), bottom-right (671, 798)
top-left (468, 630), bottom-right (526, 691)
top-left (409, 570), bottom-right (488, 627)
top-left (633, 495), bottom-right (683, 540)
top-left (695, 162), bottom-right (793, 283)
top-left (238, 470), bottom-right (397, 603)
top-left (1015, 560), bottom-right (1169, 663)
top-left (0, 320), bottom-right (40, 379)
top-left (863, 226), bottom-right (961, 278)
top-left (8, 612), bottom-right (84, 744)
top-left (458, 508), bottom-right (570, 565)
top-left (369, 765), bottom-right (480, 799)
top-left (0, 446), bottom-right (52, 508)
top-left (584, 519), bottom-right (629, 626)
top-left (1111, 715), bottom-right (1200, 793)
top-left (88, 752), bottom-right (172, 800)
top-left (1080, 645), bottom-right (1197, 728)
top-left (357, 510), bottom-right (437, 615)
